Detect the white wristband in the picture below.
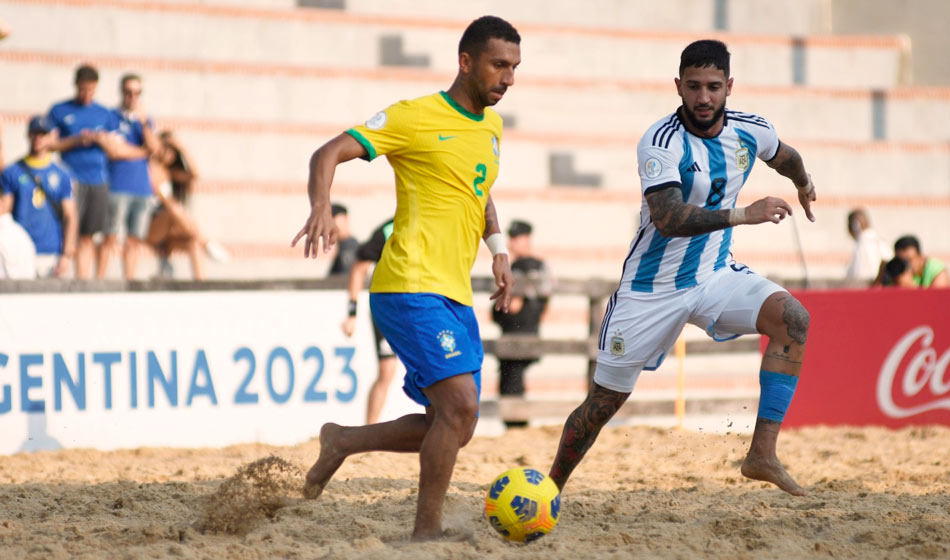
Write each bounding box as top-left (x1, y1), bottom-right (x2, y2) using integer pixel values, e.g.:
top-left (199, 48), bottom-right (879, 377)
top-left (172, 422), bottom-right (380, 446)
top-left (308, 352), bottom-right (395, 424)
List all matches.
top-left (485, 233), bottom-right (508, 257)
top-left (728, 207), bottom-right (746, 227)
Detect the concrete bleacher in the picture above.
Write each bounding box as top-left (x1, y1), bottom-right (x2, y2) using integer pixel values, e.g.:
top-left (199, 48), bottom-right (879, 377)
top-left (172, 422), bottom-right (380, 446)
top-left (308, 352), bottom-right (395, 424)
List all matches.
top-left (0, 0), bottom-right (948, 286)
top-left (2, 0), bottom-right (948, 429)
top-left (0, 0), bottom-right (910, 89)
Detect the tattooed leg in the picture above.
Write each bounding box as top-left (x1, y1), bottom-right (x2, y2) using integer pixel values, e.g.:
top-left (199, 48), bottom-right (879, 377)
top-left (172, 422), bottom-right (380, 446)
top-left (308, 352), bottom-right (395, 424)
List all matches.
top-left (549, 382), bottom-right (630, 491)
top-left (741, 291), bottom-right (810, 496)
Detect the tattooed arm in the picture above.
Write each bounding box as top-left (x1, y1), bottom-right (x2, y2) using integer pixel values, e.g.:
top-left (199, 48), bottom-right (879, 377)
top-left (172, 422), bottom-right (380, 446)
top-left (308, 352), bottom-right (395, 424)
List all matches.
top-left (767, 141), bottom-right (816, 222)
top-left (647, 185), bottom-right (794, 238)
top-left (482, 195), bottom-right (502, 239)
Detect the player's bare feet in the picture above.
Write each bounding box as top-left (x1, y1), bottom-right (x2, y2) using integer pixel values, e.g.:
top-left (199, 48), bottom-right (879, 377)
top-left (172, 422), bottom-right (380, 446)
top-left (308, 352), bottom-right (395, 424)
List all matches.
top-left (410, 529), bottom-right (444, 542)
top-left (741, 453), bottom-right (806, 496)
top-left (303, 423), bottom-right (346, 499)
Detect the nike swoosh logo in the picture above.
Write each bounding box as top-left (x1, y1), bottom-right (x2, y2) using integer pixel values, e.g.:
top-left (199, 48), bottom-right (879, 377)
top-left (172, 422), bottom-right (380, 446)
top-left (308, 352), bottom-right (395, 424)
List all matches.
top-left (438, 134), bottom-right (457, 141)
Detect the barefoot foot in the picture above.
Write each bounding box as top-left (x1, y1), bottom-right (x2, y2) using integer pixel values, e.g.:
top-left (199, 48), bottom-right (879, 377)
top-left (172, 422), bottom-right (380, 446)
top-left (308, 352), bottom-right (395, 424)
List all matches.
top-left (410, 527), bottom-right (445, 542)
top-left (741, 453), bottom-right (806, 496)
top-left (303, 423), bottom-right (347, 499)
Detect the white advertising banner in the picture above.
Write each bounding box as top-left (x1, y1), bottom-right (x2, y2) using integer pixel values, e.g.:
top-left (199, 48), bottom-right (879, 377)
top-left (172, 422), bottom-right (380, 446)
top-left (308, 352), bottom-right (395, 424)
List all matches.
top-left (0, 290), bottom-right (420, 455)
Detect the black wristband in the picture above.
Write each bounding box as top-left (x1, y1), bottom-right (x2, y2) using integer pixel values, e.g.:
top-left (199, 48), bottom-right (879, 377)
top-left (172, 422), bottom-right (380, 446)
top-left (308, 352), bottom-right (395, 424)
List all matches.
top-left (347, 300), bottom-right (358, 317)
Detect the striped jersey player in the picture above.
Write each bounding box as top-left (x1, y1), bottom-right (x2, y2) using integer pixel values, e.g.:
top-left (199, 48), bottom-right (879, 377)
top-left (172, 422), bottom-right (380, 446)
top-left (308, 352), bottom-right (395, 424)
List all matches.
top-left (548, 40), bottom-right (819, 498)
top-left (623, 108), bottom-right (779, 294)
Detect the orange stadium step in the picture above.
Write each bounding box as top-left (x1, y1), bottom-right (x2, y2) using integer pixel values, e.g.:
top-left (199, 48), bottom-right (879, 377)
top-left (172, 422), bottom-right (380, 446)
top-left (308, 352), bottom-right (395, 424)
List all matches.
top-left (4, 108), bottom-right (947, 196)
top-left (2, 49), bottom-right (948, 143)
top-left (0, 0), bottom-right (909, 89)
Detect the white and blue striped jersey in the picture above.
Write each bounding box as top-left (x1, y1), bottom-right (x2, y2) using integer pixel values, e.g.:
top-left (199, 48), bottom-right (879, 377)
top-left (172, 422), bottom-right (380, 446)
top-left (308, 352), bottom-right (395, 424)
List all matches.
top-left (619, 109), bottom-right (780, 293)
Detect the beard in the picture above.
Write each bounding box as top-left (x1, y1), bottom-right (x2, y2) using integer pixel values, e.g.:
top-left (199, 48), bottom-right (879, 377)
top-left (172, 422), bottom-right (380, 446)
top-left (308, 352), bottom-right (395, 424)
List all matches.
top-left (477, 86), bottom-right (506, 107)
top-left (681, 101), bottom-right (725, 131)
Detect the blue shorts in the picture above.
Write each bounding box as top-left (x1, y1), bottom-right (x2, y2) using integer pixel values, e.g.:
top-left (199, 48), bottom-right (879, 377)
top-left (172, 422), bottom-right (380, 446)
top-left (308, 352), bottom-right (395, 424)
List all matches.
top-left (370, 292), bottom-right (483, 407)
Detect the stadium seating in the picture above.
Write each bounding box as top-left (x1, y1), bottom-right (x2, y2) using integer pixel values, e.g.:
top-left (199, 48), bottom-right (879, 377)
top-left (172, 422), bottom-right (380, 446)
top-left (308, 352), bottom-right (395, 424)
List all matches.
top-left (0, 0), bottom-right (947, 284)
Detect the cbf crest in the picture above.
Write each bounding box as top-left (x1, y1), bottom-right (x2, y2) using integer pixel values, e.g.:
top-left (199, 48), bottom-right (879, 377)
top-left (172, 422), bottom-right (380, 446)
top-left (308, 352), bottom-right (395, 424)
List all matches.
top-left (438, 330), bottom-right (461, 359)
top-left (735, 140), bottom-right (751, 173)
top-left (491, 135), bottom-right (499, 157)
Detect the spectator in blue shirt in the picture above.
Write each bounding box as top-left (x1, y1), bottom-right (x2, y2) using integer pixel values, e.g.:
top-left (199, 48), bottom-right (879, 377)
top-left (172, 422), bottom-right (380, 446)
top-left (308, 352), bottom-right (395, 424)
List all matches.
top-left (0, 116), bottom-right (78, 277)
top-left (95, 74), bottom-right (160, 280)
top-left (47, 64), bottom-right (118, 278)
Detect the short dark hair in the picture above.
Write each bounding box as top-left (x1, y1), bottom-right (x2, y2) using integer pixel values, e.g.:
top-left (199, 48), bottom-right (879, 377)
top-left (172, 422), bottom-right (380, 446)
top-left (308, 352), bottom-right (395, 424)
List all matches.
top-left (458, 16), bottom-right (520, 59)
top-left (881, 256), bottom-right (910, 286)
top-left (331, 203), bottom-right (348, 217)
top-left (120, 73), bottom-right (142, 88)
top-left (894, 235), bottom-right (921, 253)
top-left (508, 220), bottom-right (532, 238)
top-left (679, 40), bottom-right (730, 78)
top-left (75, 64), bottom-right (99, 83)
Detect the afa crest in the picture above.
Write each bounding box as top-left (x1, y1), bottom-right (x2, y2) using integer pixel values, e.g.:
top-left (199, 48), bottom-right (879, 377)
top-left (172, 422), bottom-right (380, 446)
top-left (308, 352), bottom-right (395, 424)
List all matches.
top-left (610, 331), bottom-right (625, 357)
top-left (735, 141), bottom-right (751, 173)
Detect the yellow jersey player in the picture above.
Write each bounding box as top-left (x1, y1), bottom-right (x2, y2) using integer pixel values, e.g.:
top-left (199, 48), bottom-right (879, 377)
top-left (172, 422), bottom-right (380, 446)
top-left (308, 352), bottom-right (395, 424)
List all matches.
top-left (292, 16), bottom-right (520, 541)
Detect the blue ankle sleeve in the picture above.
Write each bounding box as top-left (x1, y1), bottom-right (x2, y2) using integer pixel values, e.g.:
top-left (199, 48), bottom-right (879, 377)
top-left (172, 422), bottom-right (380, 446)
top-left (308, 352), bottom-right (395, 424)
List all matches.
top-left (757, 370), bottom-right (799, 423)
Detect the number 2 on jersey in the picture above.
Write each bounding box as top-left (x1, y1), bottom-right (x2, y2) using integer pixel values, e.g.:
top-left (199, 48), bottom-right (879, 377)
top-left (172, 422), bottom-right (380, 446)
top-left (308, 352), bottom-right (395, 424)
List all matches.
top-left (473, 163), bottom-right (487, 196)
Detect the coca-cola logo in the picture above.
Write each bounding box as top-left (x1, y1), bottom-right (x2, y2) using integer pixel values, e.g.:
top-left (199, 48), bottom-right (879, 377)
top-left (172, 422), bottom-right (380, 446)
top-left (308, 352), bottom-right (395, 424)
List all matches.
top-left (877, 326), bottom-right (950, 418)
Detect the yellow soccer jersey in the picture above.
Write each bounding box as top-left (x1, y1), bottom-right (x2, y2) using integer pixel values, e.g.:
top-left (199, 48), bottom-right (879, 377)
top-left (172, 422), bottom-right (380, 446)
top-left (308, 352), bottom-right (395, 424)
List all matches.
top-left (346, 91), bottom-right (503, 306)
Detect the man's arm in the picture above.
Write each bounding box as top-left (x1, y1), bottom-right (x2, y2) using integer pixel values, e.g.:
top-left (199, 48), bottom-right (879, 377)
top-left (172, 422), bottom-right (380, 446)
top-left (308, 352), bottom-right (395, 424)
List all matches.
top-left (141, 120), bottom-right (161, 157)
top-left (0, 193), bottom-right (12, 215)
top-left (483, 195), bottom-right (502, 239)
top-left (291, 133), bottom-right (367, 257)
top-left (766, 141), bottom-right (816, 222)
top-left (930, 267), bottom-right (948, 288)
top-left (46, 130), bottom-right (95, 154)
top-left (341, 259), bottom-right (373, 337)
top-left (483, 195), bottom-right (514, 312)
top-left (647, 186), bottom-right (793, 238)
top-left (96, 132), bottom-right (148, 160)
top-left (54, 199), bottom-right (78, 277)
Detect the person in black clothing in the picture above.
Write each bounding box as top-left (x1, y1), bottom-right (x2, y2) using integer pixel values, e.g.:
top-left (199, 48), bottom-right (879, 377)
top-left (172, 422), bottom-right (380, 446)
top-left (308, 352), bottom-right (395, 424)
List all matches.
top-left (491, 220), bottom-right (552, 427)
top-left (340, 218), bottom-right (400, 424)
top-left (328, 203), bottom-right (359, 276)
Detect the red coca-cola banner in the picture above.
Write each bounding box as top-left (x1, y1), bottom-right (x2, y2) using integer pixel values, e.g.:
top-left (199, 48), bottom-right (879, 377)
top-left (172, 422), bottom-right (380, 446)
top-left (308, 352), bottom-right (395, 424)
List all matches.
top-left (777, 288), bottom-right (950, 428)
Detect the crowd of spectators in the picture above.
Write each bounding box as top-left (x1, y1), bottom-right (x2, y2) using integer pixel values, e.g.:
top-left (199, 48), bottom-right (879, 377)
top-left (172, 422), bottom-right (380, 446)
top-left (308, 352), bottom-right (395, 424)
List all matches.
top-left (845, 208), bottom-right (947, 289)
top-left (0, 63), bottom-right (227, 280)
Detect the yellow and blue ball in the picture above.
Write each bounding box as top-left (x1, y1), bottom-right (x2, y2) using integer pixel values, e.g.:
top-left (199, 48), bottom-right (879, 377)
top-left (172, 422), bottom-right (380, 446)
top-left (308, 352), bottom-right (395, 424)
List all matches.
top-left (485, 467), bottom-right (561, 542)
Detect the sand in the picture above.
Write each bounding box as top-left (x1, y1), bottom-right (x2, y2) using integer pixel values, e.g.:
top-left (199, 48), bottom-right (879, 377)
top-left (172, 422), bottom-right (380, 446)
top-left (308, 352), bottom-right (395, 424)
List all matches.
top-left (1, 424), bottom-right (949, 559)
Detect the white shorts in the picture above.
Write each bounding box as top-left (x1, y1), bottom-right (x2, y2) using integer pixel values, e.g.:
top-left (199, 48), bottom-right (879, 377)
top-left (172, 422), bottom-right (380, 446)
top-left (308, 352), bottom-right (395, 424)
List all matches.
top-left (594, 263), bottom-right (784, 393)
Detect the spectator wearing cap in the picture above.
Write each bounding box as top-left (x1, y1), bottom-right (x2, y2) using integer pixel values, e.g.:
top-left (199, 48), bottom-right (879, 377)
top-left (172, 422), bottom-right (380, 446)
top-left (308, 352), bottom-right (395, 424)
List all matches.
top-left (0, 116), bottom-right (78, 277)
top-left (46, 64), bottom-right (119, 278)
top-left (491, 219), bottom-right (553, 428)
top-left (328, 203), bottom-right (359, 276)
top-left (94, 73), bottom-right (161, 280)
top-left (894, 235), bottom-right (948, 288)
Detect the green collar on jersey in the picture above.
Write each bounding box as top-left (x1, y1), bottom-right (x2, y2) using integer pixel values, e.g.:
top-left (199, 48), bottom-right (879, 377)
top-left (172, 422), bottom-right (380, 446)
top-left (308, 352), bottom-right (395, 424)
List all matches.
top-left (439, 91), bottom-right (484, 122)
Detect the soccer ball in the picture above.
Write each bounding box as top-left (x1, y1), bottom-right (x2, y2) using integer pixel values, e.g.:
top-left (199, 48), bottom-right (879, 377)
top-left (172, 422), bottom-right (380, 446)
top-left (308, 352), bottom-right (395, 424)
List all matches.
top-left (484, 467), bottom-right (561, 542)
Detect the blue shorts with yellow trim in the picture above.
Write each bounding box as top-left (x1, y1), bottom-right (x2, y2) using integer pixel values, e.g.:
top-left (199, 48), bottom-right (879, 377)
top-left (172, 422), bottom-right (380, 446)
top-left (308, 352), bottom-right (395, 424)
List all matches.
top-left (370, 292), bottom-right (482, 407)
